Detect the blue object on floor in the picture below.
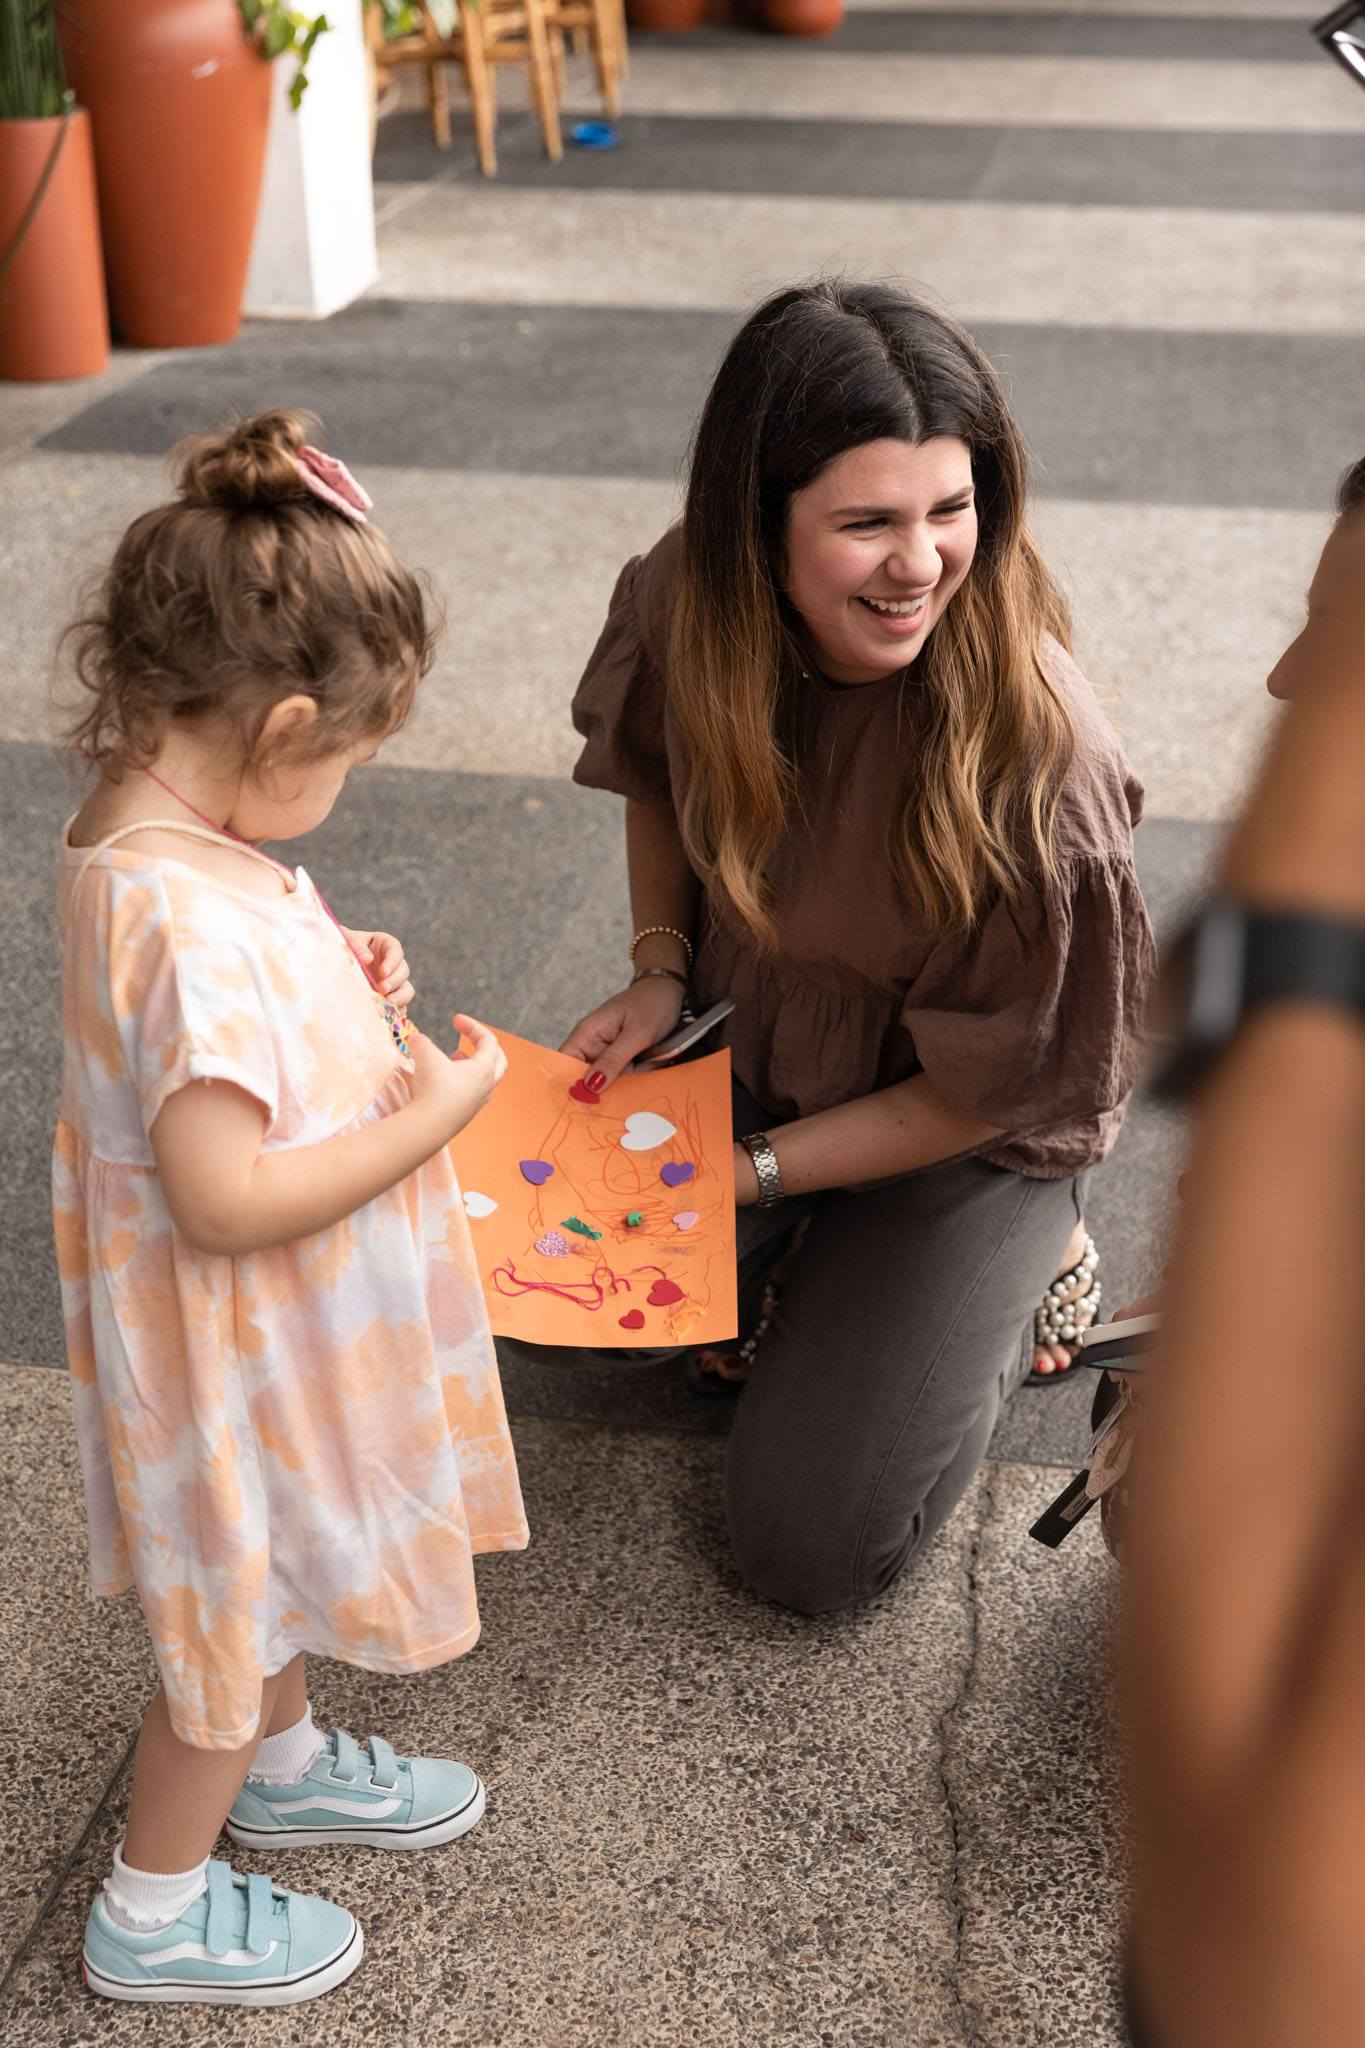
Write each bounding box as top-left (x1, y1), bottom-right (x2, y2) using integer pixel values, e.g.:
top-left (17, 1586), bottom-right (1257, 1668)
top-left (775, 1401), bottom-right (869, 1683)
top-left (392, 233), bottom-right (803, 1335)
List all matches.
top-left (570, 121), bottom-right (619, 149)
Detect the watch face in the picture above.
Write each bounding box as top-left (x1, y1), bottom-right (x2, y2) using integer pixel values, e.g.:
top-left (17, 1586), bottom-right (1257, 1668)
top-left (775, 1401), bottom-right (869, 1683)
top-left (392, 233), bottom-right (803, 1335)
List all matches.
top-left (1147, 901), bottom-right (1247, 1102)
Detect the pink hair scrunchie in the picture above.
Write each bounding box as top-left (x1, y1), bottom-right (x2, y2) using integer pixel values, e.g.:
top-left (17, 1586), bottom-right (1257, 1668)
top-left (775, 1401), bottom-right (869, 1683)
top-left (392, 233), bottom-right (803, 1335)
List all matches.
top-left (293, 444), bottom-right (373, 524)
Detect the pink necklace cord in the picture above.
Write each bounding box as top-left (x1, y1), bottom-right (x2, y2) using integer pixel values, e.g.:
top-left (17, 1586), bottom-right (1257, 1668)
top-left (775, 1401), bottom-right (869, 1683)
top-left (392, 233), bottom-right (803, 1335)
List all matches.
top-left (127, 759), bottom-right (381, 992)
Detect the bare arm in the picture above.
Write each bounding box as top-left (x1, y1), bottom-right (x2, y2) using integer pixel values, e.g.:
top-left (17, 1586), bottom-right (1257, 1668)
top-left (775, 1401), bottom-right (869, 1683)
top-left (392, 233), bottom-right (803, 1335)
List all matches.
top-left (733, 1072), bottom-right (1003, 1203)
top-left (625, 798), bottom-right (701, 974)
top-left (560, 799), bottom-right (701, 1081)
top-left (152, 1016), bottom-right (507, 1257)
top-left (1125, 646), bottom-right (1365, 2045)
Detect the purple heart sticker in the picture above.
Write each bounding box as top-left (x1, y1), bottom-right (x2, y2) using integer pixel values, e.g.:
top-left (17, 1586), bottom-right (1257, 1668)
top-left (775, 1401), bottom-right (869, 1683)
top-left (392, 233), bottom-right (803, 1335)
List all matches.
top-left (519, 1159), bottom-right (555, 1186)
top-left (659, 1161), bottom-right (695, 1189)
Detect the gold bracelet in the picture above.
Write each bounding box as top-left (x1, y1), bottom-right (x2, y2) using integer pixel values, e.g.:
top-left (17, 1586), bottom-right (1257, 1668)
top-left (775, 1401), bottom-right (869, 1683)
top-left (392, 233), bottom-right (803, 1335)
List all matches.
top-left (629, 925), bottom-right (694, 973)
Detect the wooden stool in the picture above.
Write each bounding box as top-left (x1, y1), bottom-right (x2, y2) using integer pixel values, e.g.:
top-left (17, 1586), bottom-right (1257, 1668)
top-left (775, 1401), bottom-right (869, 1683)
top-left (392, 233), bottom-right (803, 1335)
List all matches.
top-left (478, 0), bottom-right (565, 169)
top-left (368, 0), bottom-right (562, 179)
top-left (546, 0), bottom-right (627, 116)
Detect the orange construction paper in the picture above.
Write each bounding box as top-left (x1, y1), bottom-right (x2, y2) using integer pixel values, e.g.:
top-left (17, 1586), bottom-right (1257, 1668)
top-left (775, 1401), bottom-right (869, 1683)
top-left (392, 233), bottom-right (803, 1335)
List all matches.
top-left (448, 1029), bottom-right (737, 1349)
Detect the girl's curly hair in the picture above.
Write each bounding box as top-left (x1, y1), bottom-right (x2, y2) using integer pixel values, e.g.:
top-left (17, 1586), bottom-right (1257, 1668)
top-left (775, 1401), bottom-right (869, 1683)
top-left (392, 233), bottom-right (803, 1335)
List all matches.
top-left (63, 408), bottom-right (441, 772)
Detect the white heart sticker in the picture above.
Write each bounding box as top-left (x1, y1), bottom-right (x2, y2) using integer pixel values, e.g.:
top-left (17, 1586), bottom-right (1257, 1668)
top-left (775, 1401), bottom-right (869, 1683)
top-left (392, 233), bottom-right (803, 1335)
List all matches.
top-left (619, 1111), bottom-right (678, 1153)
top-left (462, 1190), bottom-right (498, 1219)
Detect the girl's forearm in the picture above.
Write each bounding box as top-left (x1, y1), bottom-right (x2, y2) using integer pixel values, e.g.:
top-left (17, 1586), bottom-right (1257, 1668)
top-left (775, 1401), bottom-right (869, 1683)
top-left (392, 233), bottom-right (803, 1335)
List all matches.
top-left (173, 1098), bottom-right (452, 1257)
top-left (625, 799), bottom-right (701, 973)
top-left (736, 1073), bottom-right (1002, 1202)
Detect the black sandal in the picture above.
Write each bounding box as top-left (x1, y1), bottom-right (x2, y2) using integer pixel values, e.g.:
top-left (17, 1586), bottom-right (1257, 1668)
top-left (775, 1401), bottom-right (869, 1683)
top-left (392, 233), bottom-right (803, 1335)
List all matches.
top-left (1026, 1232), bottom-right (1101, 1387)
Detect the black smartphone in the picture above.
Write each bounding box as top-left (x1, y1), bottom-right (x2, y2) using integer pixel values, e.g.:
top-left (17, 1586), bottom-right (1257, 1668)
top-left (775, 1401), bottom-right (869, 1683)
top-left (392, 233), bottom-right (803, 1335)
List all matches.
top-left (1076, 1311), bottom-right (1162, 1372)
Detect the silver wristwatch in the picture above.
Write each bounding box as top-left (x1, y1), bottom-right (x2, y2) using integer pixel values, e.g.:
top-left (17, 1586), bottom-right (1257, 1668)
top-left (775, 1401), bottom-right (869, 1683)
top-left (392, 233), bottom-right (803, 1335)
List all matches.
top-left (739, 1131), bottom-right (785, 1209)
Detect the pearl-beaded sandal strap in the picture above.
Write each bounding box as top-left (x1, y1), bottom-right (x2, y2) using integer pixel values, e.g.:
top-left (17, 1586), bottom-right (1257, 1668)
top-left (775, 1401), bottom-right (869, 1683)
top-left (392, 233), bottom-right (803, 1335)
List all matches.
top-left (1034, 1232), bottom-right (1102, 1349)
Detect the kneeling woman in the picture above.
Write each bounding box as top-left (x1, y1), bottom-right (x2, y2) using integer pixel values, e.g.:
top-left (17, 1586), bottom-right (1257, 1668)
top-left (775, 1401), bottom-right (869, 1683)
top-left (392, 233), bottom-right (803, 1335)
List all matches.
top-left (562, 280), bottom-right (1154, 1613)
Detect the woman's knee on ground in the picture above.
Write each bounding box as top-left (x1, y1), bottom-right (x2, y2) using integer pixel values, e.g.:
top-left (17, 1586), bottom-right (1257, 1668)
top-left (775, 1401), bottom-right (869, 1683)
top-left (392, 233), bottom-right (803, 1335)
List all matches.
top-left (725, 1453), bottom-right (926, 1616)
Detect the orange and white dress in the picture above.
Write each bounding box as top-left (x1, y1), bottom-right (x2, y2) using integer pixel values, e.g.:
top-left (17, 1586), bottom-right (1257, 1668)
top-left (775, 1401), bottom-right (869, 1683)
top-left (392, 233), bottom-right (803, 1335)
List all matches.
top-left (51, 820), bottom-right (528, 1750)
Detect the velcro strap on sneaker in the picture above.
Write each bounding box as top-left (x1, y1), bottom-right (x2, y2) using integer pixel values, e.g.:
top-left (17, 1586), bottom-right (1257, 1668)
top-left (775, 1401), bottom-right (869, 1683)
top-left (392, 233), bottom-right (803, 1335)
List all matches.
top-left (367, 1735), bottom-right (399, 1791)
top-left (330, 1727), bottom-right (361, 1784)
top-left (245, 1872), bottom-right (274, 1957)
top-left (204, 1861), bottom-right (237, 1957)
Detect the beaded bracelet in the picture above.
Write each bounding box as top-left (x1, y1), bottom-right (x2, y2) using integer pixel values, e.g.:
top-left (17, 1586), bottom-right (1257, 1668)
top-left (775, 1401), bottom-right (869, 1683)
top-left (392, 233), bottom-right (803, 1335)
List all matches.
top-left (629, 924), bottom-right (694, 973)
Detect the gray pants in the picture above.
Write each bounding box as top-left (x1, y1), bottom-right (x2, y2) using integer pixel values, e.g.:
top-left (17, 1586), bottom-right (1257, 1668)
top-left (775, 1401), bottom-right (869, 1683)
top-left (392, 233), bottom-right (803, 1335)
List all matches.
top-left (724, 1145), bottom-right (1086, 1615)
top-left (510, 1080), bottom-right (1086, 1616)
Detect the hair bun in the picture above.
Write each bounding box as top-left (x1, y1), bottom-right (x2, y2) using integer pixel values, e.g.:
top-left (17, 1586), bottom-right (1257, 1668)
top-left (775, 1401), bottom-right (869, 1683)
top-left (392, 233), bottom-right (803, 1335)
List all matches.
top-left (174, 407), bottom-right (322, 513)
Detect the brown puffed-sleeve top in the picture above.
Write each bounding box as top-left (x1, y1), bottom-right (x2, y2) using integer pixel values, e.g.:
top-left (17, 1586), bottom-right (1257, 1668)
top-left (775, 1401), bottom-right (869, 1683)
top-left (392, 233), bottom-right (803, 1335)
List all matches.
top-left (571, 527), bottom-right (1156, 1179)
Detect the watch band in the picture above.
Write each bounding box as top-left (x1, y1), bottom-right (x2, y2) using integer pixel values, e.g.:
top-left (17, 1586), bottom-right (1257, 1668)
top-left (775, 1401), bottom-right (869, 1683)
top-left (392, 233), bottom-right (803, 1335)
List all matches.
top-left (740, 1131), bottom-right (785, 1209)
top-left (1243, 908), bottom-right (1365, 1011)
top-left (1154, 900), bottom-right (1365, 1101)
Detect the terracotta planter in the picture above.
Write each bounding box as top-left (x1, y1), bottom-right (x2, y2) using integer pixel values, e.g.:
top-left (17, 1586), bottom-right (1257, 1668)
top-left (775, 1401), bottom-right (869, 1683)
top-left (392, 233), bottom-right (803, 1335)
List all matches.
top-left (60, 0), bottom-right (272, 348)
top-left (0, 110), bottom-right (109, 381)
top-left (625, 0), bottom-right (708, 31)
top-left (758, 0), bottom-right (843, 33)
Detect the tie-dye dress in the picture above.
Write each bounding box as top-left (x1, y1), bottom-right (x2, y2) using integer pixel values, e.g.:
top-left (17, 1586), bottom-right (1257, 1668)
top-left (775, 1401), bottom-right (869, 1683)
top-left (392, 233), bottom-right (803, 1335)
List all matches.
top-left (51, 820), bottom-right (528, 1750)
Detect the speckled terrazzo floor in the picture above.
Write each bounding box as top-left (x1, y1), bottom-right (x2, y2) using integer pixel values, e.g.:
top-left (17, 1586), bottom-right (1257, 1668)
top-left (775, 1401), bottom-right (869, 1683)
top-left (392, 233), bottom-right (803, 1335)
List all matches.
top-left (0, 1364), bottom-right (1125, 2046)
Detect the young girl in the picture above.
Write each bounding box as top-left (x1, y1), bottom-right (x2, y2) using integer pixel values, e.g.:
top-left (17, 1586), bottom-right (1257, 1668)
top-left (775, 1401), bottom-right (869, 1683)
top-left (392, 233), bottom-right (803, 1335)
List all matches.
top-left (53, 410), bottom-right (527, 2007)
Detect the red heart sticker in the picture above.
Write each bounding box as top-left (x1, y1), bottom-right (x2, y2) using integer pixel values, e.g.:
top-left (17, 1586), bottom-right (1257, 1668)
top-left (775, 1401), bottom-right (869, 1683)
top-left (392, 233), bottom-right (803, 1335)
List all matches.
top-left (647, 1278), bottom-right (685, 1307)
top-left (568, 1081), bottom-right (599, 1105)
top-left (619, 1309), bottom-right (646, 1330)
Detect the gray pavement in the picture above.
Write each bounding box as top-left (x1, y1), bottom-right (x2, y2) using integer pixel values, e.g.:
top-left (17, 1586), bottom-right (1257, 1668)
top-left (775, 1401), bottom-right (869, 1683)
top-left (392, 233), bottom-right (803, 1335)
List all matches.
top-left (2, 0), bottom-right (1359, 2039)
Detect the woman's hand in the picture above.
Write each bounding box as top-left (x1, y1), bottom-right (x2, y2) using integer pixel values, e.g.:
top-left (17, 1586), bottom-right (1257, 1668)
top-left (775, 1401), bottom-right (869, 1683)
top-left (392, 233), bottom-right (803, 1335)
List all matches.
top-left (408, 1012), bottom-right (508, 1141)
top-left (559, 976), bottom-right (686, 1091)
top-left (346, 927), bottom-right (414, 1009)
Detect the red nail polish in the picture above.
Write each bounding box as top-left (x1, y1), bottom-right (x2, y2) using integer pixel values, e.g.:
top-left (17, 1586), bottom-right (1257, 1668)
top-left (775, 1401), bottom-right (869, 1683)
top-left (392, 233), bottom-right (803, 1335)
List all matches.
top-left (586, 1071), bottom-right (607, 1092)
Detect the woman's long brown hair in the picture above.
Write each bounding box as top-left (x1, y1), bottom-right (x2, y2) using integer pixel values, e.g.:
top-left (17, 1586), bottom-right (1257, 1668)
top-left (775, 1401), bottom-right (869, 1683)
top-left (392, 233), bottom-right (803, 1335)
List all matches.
top-left (668, 280), bottom-right (1076, 949)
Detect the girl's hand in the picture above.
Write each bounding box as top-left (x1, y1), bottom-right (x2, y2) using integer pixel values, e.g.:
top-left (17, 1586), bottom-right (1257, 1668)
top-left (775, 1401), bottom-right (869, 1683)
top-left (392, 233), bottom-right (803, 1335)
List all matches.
top-left (408, 1013), bottom-right (508, 1141)
top-left (559, 976), bottom-right (686, 1092)
top-left (346, 927), bottom-right (415, 1009)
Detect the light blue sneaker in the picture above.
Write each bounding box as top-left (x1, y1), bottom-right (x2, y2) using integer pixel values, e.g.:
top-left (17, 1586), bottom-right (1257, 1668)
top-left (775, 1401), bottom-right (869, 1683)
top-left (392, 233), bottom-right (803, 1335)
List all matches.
top-left (81, 1860), bottom-right (361, 2006)
top-left (226, 1727), bottom-right (486, 1852)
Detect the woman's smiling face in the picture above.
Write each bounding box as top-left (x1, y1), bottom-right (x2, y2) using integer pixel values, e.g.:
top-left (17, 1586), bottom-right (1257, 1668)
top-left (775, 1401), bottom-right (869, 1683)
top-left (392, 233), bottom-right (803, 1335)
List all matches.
top-left (781, 436), bottom-right (979, 686)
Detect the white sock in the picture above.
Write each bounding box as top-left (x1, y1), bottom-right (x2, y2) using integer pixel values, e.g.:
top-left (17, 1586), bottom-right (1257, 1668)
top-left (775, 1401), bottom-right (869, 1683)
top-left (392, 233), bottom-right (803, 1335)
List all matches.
top-left (246, 1703), bottom-right (326, 1786)
top-left (101, 1842), bottom-right (209, 1933)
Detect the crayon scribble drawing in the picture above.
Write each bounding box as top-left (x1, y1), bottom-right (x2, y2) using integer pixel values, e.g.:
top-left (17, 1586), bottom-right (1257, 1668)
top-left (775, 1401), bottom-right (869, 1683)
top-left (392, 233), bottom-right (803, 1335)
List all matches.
top-left (448, 1029), bottom-right (737, 1349)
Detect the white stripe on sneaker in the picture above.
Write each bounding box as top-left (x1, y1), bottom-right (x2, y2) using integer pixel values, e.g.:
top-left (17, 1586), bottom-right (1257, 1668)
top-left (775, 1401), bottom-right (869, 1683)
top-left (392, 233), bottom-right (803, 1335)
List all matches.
top-left (138, 1939), bottom-right (280, 1967)
top-left (273, 1794), bottom-right (402, 1820)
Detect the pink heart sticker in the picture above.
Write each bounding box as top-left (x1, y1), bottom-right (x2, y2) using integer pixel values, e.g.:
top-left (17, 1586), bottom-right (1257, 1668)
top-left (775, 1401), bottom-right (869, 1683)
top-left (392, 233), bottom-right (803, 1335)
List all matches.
top-left (672, 1210), bottom-right (699, 1231)
top-left (619, 1309), bottom-right (646, 1330)
top-left (647, 1277), bottom-right (685, 1307)
top-left (519, 1159), bottom-right (554, 1186)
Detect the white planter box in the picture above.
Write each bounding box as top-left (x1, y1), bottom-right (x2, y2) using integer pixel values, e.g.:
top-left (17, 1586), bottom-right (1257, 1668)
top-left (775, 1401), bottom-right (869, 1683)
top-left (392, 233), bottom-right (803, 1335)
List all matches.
top-left (245, 0), bottom-right (377, 319)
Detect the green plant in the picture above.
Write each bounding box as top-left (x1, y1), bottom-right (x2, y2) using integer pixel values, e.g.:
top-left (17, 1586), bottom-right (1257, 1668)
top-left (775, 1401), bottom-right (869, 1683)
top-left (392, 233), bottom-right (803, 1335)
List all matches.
top-left (0, 0), bottom-right (72, 118)
top-left (367, 0), bottom-right (459, 38)
top-left (238, 0), bottom-right (330, 109)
